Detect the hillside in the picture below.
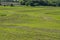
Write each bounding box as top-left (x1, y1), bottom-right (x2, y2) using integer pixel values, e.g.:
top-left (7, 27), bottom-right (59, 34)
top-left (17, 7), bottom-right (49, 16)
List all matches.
top-left (0, 6), bottom-right (60, 40)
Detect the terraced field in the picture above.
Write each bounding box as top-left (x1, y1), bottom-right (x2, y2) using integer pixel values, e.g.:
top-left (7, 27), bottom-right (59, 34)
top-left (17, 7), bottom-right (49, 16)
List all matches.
top-left (0, 6), bottom-right (60, 40)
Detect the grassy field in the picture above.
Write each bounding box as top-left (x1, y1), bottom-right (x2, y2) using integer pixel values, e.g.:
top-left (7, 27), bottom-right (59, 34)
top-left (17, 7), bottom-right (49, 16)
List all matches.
top-left (0, 6), bottom-right (60, 40)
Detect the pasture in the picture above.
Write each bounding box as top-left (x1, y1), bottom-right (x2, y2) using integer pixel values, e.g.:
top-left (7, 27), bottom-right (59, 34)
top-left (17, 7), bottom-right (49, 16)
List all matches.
top-left (0, 6), bottom-right (60, 40)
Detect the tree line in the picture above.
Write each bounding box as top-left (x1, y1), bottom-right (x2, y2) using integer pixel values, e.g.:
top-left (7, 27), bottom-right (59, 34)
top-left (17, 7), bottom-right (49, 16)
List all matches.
top-left (0, 0), bottom-right (60, 7)
top-left (20, 0), bottom-right (60, 6)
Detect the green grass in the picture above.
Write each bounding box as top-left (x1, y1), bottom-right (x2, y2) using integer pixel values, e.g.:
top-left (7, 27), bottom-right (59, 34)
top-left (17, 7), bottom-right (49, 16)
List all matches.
top-left (0, 6), bottom-right (60, 40)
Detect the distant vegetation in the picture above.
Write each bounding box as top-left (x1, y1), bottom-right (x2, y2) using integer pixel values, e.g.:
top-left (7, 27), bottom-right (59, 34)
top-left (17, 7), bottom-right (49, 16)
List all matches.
top-left (20, 0), bottom-right (60, 6)
top-left (0, 0), bottom-right (60, 6)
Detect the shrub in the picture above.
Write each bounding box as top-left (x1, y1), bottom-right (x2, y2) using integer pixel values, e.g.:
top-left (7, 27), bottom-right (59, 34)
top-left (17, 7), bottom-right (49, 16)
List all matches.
top-left (10, 4), bottom-right (14, 7)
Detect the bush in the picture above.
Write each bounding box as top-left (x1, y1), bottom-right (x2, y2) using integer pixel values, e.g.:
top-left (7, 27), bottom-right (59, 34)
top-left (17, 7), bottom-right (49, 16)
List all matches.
top-left (20, 1), bottom-right (26, 5)
top-left (10, 4), bottom-right (14, 7)
top-left (0, 4), bottom-right (2, 5)
top-left (3, 5), bottom-right (6, 6)
top-left (30, 2), bottom-right (35, 6)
